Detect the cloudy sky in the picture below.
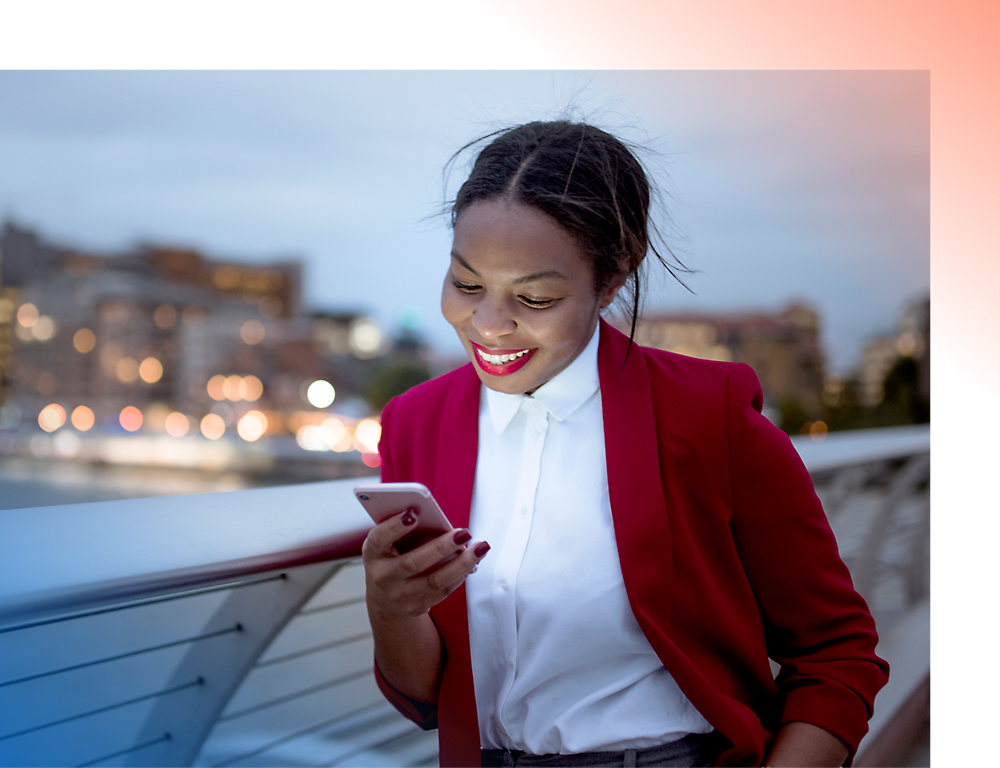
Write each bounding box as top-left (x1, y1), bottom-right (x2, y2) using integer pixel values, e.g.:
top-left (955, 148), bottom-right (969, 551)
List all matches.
top-left (0, 70), bottom-right (928, 373)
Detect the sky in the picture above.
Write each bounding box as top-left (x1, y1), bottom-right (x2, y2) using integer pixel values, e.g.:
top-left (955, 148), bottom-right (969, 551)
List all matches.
top-left (0, 70), bottom-right (928, 375)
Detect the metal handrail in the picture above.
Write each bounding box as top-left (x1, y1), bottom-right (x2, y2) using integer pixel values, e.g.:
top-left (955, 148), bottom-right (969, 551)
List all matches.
top-left (0, 477), bottom-right (377, 631)
top-left (0, 425), bottom-right (930, 767)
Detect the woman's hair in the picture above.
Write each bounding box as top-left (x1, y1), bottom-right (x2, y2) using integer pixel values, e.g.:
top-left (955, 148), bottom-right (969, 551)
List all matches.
top-left (449, 120), bottom-right (690, 346)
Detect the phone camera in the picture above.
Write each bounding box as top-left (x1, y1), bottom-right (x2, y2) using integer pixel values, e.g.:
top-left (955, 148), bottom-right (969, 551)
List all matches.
top-left (358, 494), bottom-right (369, 500)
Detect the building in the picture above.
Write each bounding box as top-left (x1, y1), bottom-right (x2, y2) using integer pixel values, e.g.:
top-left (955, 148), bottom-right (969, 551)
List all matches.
top-left (857, 297), bottom-right (930, 407)
top-left (0, 220), bottom-right (385, 443)
top-left (630, 303), bottom-right (825, 417)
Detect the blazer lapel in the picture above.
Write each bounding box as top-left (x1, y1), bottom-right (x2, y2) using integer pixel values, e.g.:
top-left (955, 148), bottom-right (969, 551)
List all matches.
top-left (428, 364), bottom-right (482, 767)
top-left (598, 319), bottom-right (675, 634)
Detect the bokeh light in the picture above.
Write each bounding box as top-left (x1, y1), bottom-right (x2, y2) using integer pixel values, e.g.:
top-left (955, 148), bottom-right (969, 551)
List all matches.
top-left (207, 375), bottom-right (227, 401)
top-left (73, 328), bottom-right (96, 353)
top-left (71, 405), bottom-right (95, 431)
top-left (116, 357), bottom-right (139, 383)
top-left (119, 406), bottom-right (143, 432)
top-left (349, 317), bottom-right (382, 357)
top-left (165, 412), bottom-right (190, 438)
top-left (200, 413), bottom-right (226, 440)
top-left (306, 380), bottom-right (335, 408)
top-left (354, 418), bottom-right (382, 454)
top-left (809, 420), bottom-right (829, 442)
top-left (153, 304), bottom-right (177, 329)
top-left (224, 375), bottom-right (243, 401)
top-left (237, 410), bottom-right (268, 442)
top-left (139, 357), bottom-right (164, 384)
top-left (240, 319), bottom-right (266, 345)
top-left (38, 403), bottom-right (66, 432)
top-left (32, 316), bottom-right (57, 341)
top-left (242, 375), bottom-right (263, 402)
top-left (322, 416), bottom-right (354, 452)
top-left (16, 303), bottom-right (39, 327)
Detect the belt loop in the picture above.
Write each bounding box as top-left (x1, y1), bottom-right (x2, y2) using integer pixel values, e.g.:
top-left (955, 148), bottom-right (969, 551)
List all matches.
top-left (623, 748), bottom-right (637, 767)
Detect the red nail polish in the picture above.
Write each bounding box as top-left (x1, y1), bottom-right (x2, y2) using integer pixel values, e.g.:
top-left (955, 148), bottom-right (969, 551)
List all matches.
top-left (454, 530), bottom-right (472, 545)
top-left (401, 509), bottom-right (417, 526)
top-left (473, 542), bottom-right (491, 558)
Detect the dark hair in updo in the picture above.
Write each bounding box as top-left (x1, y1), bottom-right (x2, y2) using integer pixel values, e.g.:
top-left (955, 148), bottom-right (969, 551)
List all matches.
top-left (449, 120), bottom-right (690, 347)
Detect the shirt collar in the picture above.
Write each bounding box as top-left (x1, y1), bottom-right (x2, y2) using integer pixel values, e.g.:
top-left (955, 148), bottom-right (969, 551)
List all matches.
top-left (485, 322), bottom-right (601, 434)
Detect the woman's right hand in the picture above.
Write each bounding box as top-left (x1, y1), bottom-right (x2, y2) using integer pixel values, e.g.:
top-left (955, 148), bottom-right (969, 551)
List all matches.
top-left (362, 507), bottom-right (490, 620)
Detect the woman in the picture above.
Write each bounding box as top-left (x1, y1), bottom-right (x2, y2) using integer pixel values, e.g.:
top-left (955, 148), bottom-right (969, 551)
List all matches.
top-left (362, 121), bottom-right (888, 767)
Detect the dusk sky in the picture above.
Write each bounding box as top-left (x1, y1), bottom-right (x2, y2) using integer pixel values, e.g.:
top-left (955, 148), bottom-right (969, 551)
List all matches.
top-left (0, 70), bottom-right (928, 374)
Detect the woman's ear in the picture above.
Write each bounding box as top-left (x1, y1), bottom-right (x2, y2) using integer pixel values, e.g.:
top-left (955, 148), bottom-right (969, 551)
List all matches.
top-left (598, 273), bottom-right (629, 310)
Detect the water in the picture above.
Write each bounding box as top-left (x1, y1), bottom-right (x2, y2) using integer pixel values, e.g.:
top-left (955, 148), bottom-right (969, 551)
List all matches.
top-left (0, 458), bottom-right (253, 511)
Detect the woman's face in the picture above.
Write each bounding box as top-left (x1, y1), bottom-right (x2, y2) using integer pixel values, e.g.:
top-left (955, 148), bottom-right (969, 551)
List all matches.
top-left (442, 199), bottom-right (622, 395)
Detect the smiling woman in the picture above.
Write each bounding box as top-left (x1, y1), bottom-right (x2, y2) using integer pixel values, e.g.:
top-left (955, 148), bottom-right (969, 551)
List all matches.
top-left (361, 120), bottom-right (888, 768)
top-left (443, 200), bottom-right (622, 395)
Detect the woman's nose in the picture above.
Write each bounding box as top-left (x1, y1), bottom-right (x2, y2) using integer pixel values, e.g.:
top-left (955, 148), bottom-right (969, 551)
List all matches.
top-left (470, 299), bottom-right (516, 339)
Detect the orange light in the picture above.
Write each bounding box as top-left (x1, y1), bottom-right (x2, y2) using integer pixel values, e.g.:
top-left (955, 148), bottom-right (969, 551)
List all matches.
top-left (38, 403), bottom-right (66, 432)
top-left (200, 413), bottom-right (226, 440)
top-left (242, 375), bottom-right (263, 402)
top-left (119, 406), bottom-right (143, 432)
top-left (73, 328), bottom-right (96, 353)
top-left (116, 357), bottom-right (139, 383)
top-left (237, 410), bottom-right (268, 442)
top-left (207, 375), bottom-right (228, 401)
top-left (16, 303), bottom-right (39, 327)
top-left (224, 375), bottom-right (243, 401)
top-left (240, 319), bottom-right (266, 345)
top-left (809, 421), bottom-right (829, 442)
top-left (164, 412), bottom-right (190, 438)
top-left (153, 304), bottom-right (177, 329)
top-left (139, 357), bottom-right (163, 384)
top-left (354, 418), bottom-right (382, 454)
top-left (362, 453), bottom-right (382, 468)
top-left (71, 405), bottom-right (95, 431)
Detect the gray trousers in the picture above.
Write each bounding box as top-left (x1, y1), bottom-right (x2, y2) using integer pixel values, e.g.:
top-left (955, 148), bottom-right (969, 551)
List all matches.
top-left (479, 731), bottom-right (730, 767)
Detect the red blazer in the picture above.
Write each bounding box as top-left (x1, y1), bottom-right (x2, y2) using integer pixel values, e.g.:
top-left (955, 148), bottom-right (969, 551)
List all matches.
top-left (375, 319), bottom-right (888, 767)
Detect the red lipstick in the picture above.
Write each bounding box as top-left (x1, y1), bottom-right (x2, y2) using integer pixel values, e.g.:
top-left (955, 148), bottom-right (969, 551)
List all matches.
top-left (469, 340), bottom-right (536, 377)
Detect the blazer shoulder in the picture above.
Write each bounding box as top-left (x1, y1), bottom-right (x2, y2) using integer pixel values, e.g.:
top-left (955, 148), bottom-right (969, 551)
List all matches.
top-left (386, 362), bottom-right (477, 414)
top-left (638, 344), bottom-right (760, 403)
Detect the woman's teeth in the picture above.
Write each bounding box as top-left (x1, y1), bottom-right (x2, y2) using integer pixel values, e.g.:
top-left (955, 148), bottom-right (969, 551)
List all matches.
top-left (477, 348), bottom-right (529, 365)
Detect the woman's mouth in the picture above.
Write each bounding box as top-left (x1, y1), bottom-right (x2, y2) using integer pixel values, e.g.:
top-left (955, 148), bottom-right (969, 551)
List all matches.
top-left (470, 341), bottom-right (536, 376)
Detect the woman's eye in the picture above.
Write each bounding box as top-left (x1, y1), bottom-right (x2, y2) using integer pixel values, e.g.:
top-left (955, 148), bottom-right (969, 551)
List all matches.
top-left (453, 280), bottom-right (481, 294)
top-left (519, 296), bottom-right (555, 308)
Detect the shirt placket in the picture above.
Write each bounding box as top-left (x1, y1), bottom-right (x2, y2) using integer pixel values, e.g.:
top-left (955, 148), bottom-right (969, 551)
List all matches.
top-left (494, 399), bottom-right (549, 743)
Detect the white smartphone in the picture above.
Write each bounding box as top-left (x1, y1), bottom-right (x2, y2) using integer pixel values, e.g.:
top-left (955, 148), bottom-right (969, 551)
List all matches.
top-left (354, 482), bottom-right (455, 554)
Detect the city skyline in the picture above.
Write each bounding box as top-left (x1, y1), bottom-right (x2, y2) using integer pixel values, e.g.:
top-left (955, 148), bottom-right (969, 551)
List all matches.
top-left (0, 71), bottom-right (929, 374)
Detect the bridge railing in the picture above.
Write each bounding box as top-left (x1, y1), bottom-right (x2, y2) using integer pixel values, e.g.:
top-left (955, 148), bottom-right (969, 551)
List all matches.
top-left (0, 424), bottom-right (929, 767)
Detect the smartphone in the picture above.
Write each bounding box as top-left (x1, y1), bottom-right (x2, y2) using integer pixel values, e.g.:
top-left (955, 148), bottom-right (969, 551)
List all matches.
top-left (354, 482), bottom-right (455, 554)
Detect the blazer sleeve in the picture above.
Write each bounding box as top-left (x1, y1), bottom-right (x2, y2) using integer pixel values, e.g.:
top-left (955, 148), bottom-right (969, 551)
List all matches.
top-left (724, 363), bottom-right (889, 762)
top-left (371, 395), bottom-right (442, 730)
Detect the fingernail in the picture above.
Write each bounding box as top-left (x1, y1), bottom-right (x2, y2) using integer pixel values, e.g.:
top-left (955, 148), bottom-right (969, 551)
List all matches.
top-left (401, 508), bottom-right (417, 526)
top-left (473, 542), bottom-right (491, 558)
top-left (453, 529), bottom-right (472, 545)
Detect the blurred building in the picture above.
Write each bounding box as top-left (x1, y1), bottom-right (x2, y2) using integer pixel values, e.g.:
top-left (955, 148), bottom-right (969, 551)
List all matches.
top-left (857, 297), bottom-right (930, 407)
top-left (0, 220), bottom-right (387, 444)
top-left (631, 303), bottom-right (825, 417)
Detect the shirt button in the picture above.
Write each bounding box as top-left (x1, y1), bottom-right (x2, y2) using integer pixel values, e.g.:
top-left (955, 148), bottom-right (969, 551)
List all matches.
top-left (500, 580), bottom-right (509, 592)
top-left (519, 504), bottom-right (528, 516)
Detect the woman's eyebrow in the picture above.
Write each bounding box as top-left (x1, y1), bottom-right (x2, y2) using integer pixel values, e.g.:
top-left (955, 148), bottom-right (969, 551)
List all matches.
top-left (450, 252), bottom-right (568, 284)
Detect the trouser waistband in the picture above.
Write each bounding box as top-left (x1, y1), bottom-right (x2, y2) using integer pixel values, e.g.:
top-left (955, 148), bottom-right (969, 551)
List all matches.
top-left (480, 730), bottom-right (729, 767)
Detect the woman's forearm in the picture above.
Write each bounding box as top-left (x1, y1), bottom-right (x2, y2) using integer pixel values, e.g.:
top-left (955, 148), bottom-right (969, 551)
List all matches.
top-left (763, 721), bottom-right (850, 767)
top-left (369, 605), bottom-right (444, 704)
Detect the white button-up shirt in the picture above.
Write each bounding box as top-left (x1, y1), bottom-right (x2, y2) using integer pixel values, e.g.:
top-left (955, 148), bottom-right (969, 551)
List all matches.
top-left (466, 324), bottom-right (712, 754)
